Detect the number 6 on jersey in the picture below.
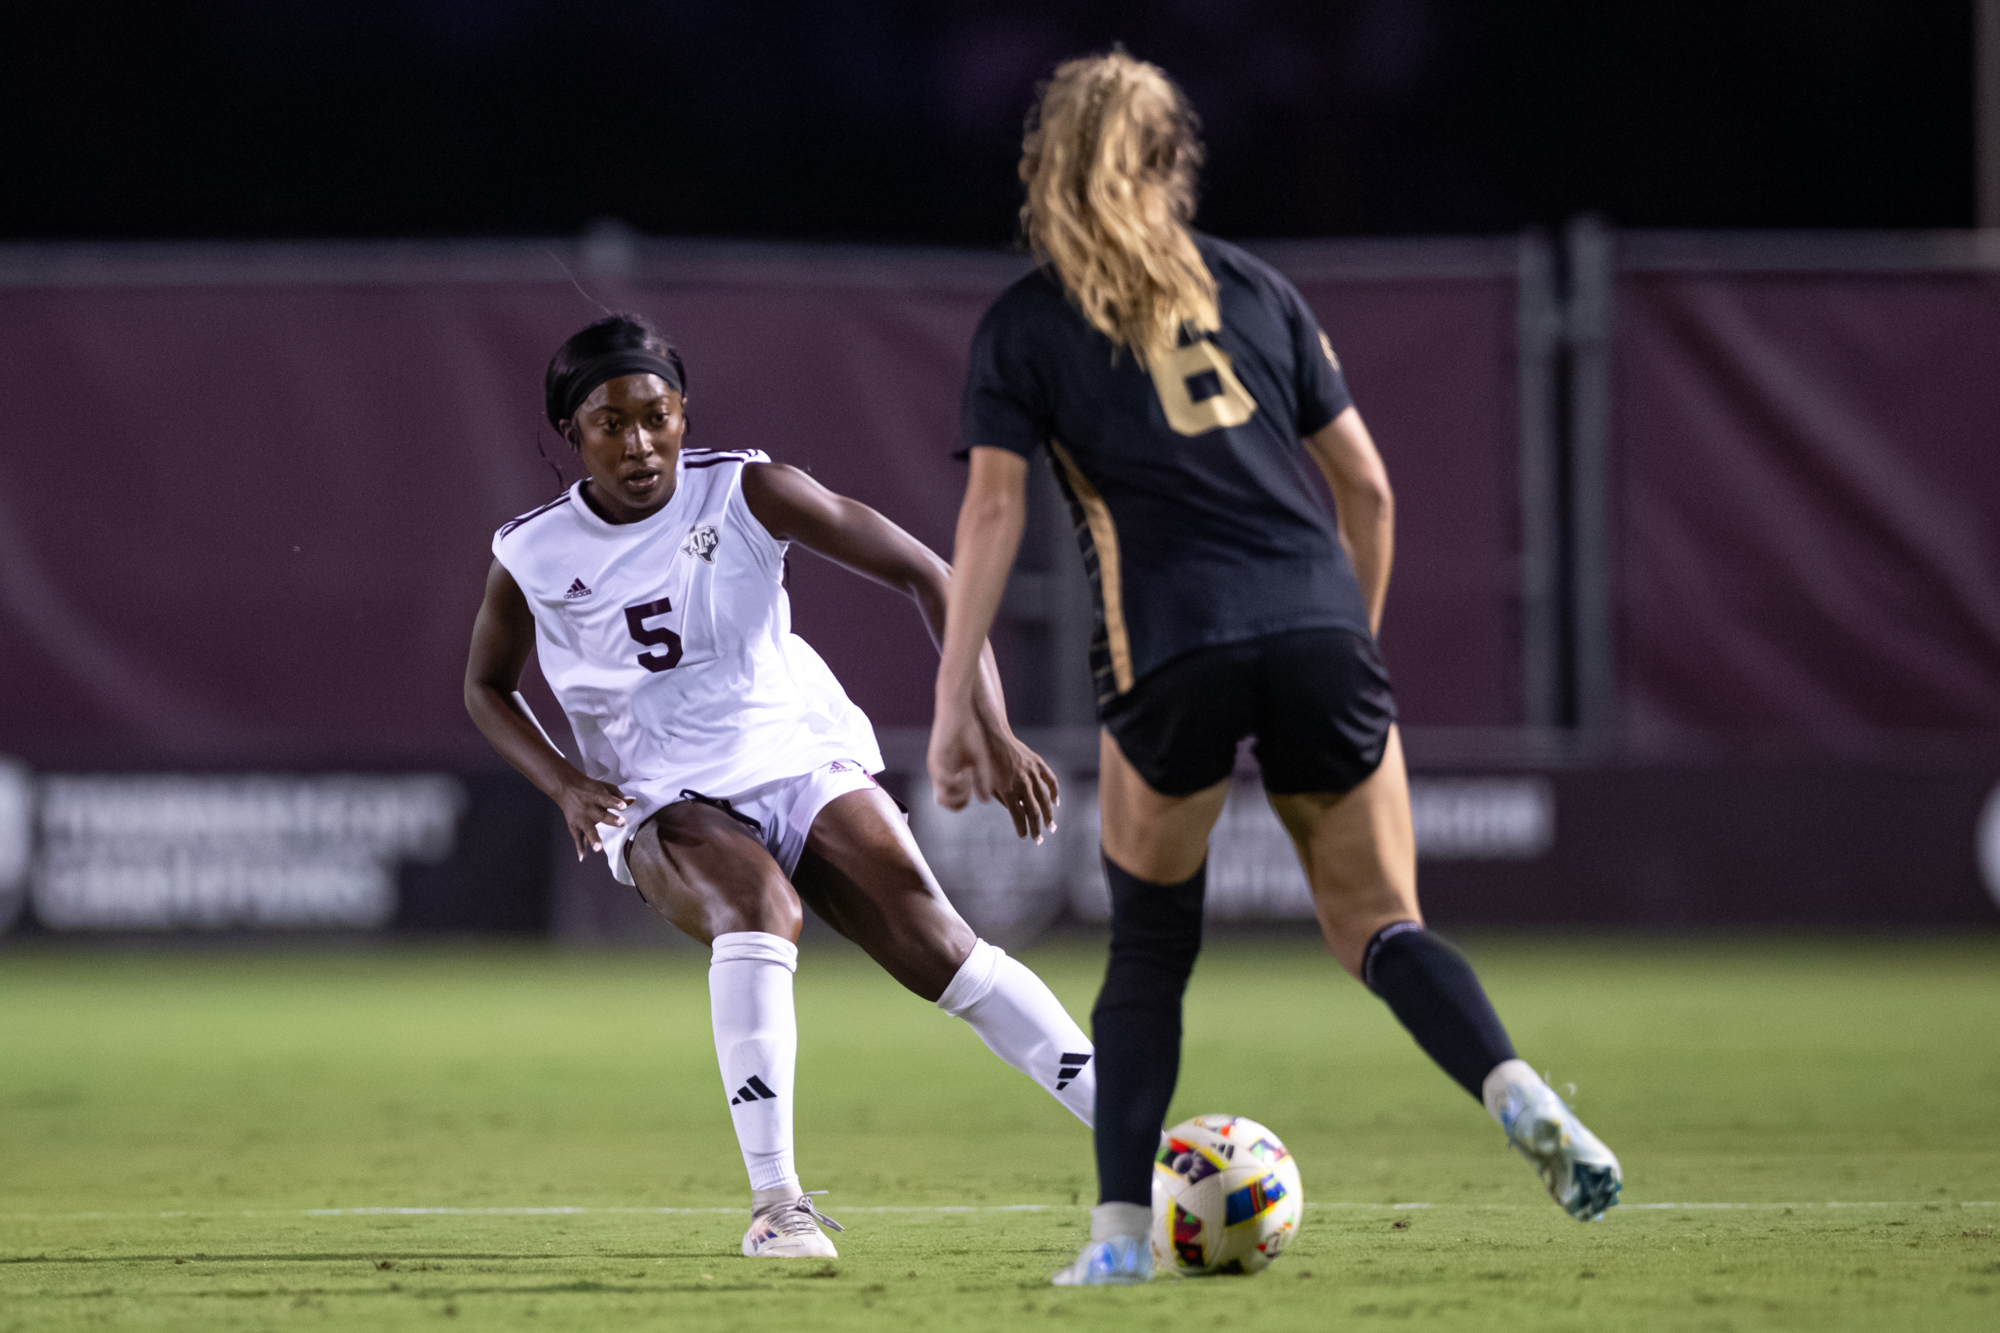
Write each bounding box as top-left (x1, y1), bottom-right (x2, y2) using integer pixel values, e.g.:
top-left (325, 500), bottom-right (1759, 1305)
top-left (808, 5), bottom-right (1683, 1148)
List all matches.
top-left (1147, 334), bottom-right (1258, 437)
top-left (624, 596), bottom-right (684, 672)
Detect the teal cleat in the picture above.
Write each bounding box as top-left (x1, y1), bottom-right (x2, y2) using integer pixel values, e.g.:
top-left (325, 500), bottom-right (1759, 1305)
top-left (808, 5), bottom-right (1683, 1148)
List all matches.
top-left (1488, 1064), bottom-right (1623, 1222)
top-left (1051, 1233), bottom-right (1153, 1286)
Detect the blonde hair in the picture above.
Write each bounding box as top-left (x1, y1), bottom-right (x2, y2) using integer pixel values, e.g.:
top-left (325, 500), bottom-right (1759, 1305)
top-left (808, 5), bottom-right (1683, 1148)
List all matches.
top-left (1019, 50), bottom-right (1216, 370)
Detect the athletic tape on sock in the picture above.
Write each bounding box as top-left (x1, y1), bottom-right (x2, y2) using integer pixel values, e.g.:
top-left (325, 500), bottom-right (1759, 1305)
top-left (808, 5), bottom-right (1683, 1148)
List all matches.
top-left (1482, 1058), bottom-right (1542, 1126)
top-left (1091, 1201), bottom-right (1152, 1242)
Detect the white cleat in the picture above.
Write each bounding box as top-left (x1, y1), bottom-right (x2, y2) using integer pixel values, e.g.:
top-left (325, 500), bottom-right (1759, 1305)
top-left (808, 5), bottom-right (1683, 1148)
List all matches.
top-left (1051, 1234), bottom-right (1152, 1286)
top-left (1488, 1068), bottom-right (1622, 1221)
top-left (741, 1191), bottom-right (844, 1258)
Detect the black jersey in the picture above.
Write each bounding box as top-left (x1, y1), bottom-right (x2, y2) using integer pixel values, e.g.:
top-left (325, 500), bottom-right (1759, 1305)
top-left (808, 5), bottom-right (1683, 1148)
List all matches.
top-left (959, 234), bottom-right (1370, 710)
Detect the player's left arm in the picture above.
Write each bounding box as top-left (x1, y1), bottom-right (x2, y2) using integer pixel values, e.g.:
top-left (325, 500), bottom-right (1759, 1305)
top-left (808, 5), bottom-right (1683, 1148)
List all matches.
top-left (1303, 406), bottom-right (1394, 635)
top-left (740, 461), bottom-right (1058, 840)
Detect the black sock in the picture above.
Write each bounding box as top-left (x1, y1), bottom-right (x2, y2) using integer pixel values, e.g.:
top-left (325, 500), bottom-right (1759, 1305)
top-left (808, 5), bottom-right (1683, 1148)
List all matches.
top-left (1091, 855), bottom-right (1206, 1206)
top-left (1362, 922), bottom-right (1516, 1102)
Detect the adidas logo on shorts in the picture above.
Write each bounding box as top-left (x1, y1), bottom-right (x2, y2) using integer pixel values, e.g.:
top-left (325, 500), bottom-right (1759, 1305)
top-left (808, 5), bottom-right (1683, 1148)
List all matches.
top-left (563, 578), bottom-right (592, 600)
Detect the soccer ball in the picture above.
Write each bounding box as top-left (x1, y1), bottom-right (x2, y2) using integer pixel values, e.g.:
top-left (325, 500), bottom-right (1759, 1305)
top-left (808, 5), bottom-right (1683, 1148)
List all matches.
top-left (1151, 1114), bottom-right (1304, 1276)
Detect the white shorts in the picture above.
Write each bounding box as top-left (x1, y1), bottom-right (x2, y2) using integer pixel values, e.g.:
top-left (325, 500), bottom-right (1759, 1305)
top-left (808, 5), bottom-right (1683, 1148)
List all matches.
top-left (604, 758), bottom-right (883, 886)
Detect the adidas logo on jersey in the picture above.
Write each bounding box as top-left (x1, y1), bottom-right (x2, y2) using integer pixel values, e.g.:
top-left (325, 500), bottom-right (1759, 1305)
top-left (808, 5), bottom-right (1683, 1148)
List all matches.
top-left (563, 578), bottom-right (592, 600)
top-left (1056, 1051), bottom-right (1091, 1091)
top-left (730, 1075), bottom-right (778, 1105)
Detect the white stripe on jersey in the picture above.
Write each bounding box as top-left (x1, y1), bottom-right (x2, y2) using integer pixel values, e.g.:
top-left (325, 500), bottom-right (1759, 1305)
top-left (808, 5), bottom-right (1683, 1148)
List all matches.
top-left (492, 450), bottom-right (882, 876)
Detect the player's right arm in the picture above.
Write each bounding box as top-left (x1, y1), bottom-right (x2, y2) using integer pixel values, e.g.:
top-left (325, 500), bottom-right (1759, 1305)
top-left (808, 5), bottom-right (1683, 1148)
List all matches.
top-left (463, 558), bottom-right (630, 860)
top-left (929, 445), bottom-right (1030, 810)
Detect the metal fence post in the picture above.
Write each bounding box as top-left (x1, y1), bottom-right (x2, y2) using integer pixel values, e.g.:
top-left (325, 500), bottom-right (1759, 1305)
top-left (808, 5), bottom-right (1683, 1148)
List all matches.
top-left (1516, 230), bottom-right (1564, 728)
top-left (1564, 215), bottom-right (1618, 739)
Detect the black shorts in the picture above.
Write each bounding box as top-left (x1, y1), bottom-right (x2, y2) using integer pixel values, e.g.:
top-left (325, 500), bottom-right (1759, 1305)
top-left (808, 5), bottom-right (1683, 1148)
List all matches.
top-left (1100, 627), bottom-right (1396, 797)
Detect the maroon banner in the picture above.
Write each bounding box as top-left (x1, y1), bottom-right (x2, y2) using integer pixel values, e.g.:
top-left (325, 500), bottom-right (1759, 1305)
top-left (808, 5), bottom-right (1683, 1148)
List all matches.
top-left (1416, 758), bottom-right (2000, 928)
top-left (0, 281), bottom-right (591, 770)
top-left (0, 243), bottom-right (1525, 772)
top-left (1303, 273), bottom-right (1522, 728)
top-left (1614, 271), bottom-right (2000, 743)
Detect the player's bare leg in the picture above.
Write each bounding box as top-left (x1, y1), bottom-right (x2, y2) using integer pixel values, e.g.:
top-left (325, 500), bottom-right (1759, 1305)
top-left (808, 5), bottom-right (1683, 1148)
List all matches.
top-left (1051, 732), bottom-right (1232, 1285)
top-left (794, 788), bottom-right (1096, 1124)
top-left (1263, 725), bottom-right (1419, 976)
top-left (1267, 726), bottom-right (1621, 1221)
top-left (792, 788), bottom-right (973, 998)
top-left (628, 804), bottom-right (840, 1257)
top-left (628, 802), bottom-right (803, 945)
top-left (1096, 729), bottom-right (1229, 884)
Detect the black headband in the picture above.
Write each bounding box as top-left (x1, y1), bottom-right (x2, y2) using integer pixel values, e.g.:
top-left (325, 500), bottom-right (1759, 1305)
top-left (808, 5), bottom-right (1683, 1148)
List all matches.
top-left (552, 349), bottom-right (684, 427)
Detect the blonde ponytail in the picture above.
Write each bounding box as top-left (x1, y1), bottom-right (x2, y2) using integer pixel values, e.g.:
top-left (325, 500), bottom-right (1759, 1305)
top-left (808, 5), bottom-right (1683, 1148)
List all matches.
top-left (1019, 51), bottom-right (1216, 370)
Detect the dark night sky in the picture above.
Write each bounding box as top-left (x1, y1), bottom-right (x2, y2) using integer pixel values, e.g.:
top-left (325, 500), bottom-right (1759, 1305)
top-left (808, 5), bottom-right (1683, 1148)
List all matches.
top-left (2, 1), bottom-right (1974, 245)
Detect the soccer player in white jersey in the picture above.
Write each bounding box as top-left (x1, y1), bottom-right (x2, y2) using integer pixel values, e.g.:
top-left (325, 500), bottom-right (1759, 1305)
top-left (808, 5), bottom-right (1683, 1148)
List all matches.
top-left (465, 313), bottom-right (1091, 1260)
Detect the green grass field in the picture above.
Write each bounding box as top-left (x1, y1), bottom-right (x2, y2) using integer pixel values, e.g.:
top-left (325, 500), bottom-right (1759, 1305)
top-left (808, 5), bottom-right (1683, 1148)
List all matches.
top-left (2, 934), bottom-right (1997, 1331)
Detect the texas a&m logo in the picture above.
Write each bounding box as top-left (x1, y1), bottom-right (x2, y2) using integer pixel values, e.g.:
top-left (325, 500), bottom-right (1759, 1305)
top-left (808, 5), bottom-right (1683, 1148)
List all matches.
top-left (681, 524), bottom-right (720, 564)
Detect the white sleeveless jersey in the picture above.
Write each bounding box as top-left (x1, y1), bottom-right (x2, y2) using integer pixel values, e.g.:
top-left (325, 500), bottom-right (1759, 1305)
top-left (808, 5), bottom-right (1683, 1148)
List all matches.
top-left (491, 447), bottom-right (883, 830)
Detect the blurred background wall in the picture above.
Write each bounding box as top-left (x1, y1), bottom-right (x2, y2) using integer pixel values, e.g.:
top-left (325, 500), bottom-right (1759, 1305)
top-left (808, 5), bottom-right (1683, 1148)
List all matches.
top-left (2, 1), bottom-right (1997, 943)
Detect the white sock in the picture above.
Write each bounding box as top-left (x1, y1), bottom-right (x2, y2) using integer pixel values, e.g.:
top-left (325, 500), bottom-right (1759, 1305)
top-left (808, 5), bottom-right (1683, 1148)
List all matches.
top-left (1481, 1058), bottom-right (1547, 1129)
top-left (1092, 1201), bottom-right (1151, 1241)
top-left (709, 931), bottom-right (801, 1196)
top-left (936, 939), bottom-right (1095, 1126)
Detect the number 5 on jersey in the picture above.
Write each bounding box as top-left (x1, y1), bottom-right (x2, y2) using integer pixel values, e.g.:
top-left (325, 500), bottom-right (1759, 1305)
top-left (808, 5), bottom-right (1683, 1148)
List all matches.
top-left (1148, 333), bottom-right (1258, 437)
top-left (624, 596), bottom-right (684, 672)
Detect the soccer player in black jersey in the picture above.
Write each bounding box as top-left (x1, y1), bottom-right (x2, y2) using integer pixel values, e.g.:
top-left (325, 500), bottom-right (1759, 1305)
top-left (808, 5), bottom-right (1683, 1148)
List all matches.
top-left (927, 51), bottom-right (1622, 1285)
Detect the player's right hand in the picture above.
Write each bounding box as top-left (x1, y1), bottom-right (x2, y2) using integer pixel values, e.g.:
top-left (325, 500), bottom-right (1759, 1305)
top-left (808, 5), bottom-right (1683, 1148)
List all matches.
top-left (928, 703), bottom-right (1060, 844)
top-left (987, 734), bottom-right (1060, 844)
top-left (926, 700), bottom-right (999, 814)
top-left (555, 776), bottom-right (631, 861)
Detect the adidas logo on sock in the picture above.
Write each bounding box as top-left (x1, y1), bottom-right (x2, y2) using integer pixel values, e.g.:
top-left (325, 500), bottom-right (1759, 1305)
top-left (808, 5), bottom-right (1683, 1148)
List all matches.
top-left (1055, 1051), bottom-right (1091, 1091)
top-left (563, 578), bottom-right (592, 600)
top-left (730, 1075), bottom-right (778, 1106)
